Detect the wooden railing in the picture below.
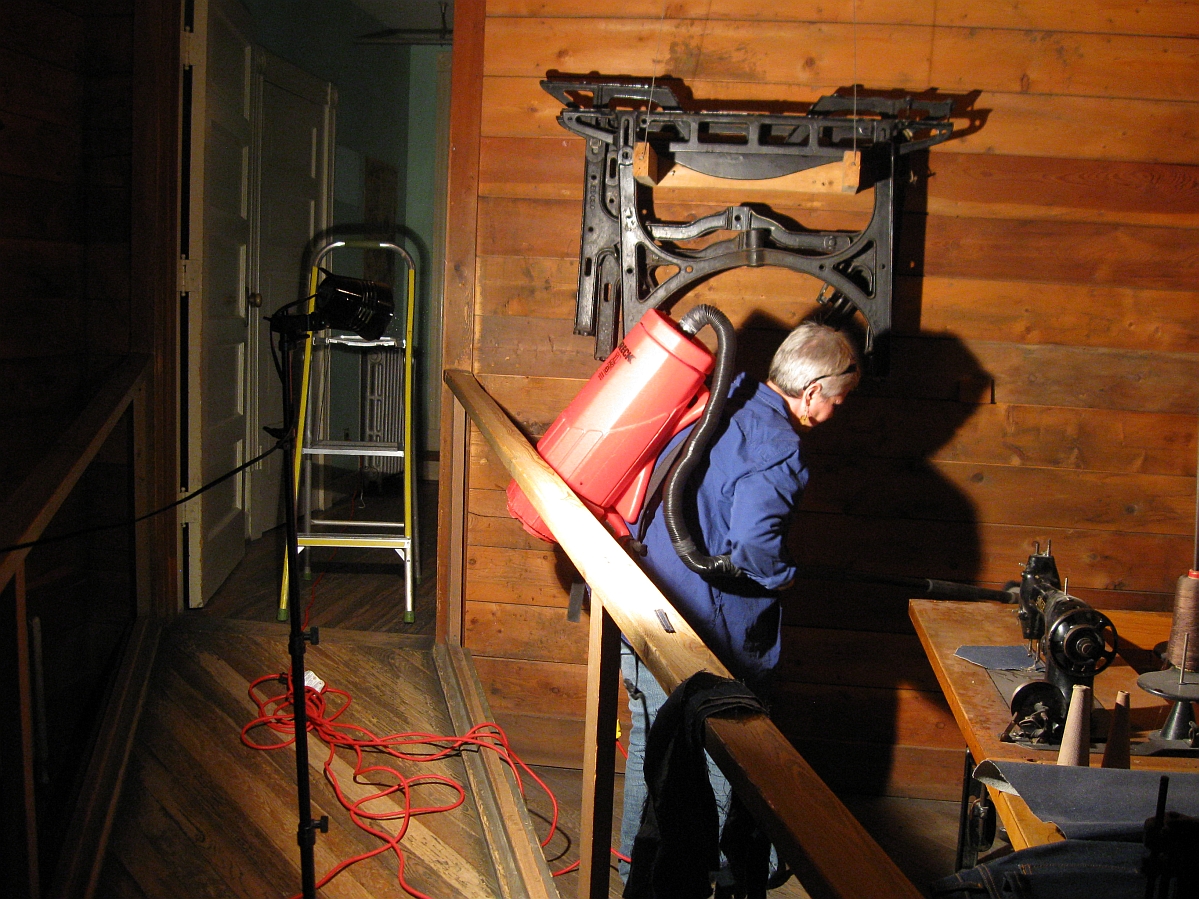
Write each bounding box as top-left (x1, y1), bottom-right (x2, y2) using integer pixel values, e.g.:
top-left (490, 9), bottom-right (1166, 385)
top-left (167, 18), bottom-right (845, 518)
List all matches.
top-left (0, 353), bottom-right (159, 899)
top-left (445, 369), bottom-right (923, 899)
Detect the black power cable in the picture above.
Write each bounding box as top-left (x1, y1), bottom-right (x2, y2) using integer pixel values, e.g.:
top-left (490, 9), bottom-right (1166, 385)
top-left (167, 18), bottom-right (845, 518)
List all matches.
top-left (0, 440), bottom-right (283, 555)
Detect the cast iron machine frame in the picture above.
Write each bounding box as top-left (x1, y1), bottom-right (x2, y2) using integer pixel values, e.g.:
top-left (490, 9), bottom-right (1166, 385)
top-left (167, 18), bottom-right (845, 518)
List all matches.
top-left (542, 76), bottom-right (955, 373)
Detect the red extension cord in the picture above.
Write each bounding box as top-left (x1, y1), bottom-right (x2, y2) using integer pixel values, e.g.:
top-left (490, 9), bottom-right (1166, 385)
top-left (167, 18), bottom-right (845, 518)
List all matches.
top-left (241, 670), bottom-right (630, 898)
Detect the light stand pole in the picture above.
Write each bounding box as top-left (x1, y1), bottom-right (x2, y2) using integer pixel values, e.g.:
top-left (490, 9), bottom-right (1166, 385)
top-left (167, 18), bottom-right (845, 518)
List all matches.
top-left (268, 269), bottom-right (392, 899)
top-left (275, 325), bottom-right (326, 899)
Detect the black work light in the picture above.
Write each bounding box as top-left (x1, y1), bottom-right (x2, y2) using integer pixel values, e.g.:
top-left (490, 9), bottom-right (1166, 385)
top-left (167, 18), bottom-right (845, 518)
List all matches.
top-left (269, 270), bottom-right (394, 341)
top-left (312, 271), bottom-right (394, 340)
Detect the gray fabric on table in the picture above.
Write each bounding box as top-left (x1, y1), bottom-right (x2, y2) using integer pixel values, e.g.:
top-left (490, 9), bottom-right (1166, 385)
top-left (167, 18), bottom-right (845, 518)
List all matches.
top-left (974, 760), bottom-right (1199, 840)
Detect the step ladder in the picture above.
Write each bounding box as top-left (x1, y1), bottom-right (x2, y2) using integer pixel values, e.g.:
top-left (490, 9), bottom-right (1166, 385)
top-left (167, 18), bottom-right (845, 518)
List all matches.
top-left (279, 236), bottom-right (419, 622)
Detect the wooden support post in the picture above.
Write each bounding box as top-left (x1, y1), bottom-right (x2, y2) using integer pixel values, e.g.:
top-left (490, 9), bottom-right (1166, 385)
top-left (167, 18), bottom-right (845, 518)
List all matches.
top-left (13, 565), bottom-right (40, 897)
top-left (579, 600), bottom-right (621, 897)
top-left (132, 381), bottom-right (153, 616)
top-left (445, 369), bottom-right (923, 899)
top-left (441, 397), bottom-right (470, 645)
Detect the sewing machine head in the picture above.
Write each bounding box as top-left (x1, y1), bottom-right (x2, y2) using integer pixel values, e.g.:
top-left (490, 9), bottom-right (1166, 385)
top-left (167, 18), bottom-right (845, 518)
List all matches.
top-left (1007, 543), bottom-right (1119, 743)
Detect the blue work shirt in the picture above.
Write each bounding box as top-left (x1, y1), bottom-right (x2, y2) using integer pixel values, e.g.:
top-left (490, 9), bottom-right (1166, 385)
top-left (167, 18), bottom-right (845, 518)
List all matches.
top-left (636, 374), bottom-right (808, 687)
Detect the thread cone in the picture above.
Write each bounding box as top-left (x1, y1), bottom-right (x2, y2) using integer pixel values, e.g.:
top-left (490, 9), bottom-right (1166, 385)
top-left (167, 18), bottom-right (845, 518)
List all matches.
top-left (1100, 690), bottom-right (1131, 769)
top-left (1057, 684), bottom-right (1092, 767)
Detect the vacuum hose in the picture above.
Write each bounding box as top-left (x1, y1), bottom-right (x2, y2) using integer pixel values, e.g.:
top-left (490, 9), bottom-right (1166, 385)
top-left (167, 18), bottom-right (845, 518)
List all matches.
top-left (662, 305), bottom-right (742, 579)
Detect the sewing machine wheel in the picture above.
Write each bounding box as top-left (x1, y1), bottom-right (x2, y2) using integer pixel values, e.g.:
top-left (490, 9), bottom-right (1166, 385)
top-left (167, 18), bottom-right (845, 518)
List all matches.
top-left (1047, 608), bottom-right (1117, 677)
top-left (1008, 680), bottom-right (1067, 744)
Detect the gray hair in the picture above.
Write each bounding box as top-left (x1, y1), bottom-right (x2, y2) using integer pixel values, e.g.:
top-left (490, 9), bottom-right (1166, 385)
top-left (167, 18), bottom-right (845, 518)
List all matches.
top-left (767, 322), bottom-right (861, 399)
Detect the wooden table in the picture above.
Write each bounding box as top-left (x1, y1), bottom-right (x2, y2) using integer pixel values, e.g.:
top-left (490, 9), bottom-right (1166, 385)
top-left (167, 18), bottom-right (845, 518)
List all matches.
top-left (909, 600), bottom-right (1199, 851)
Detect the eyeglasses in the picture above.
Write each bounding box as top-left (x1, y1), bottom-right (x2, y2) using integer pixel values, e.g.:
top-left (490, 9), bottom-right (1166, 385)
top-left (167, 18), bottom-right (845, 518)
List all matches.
top-left (802, 361), bottom-right (858, 392)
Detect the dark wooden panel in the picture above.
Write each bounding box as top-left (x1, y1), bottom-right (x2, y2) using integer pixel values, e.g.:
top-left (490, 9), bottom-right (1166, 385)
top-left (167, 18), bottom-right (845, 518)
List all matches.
top-left (477, 197), bottom-right (577, 258)
top-left (477, 652), bottom-right (957, 754)
top-left (483, 19), bottom-right (938, 86)
top-left (935, 0), bottom-right (1199, 37)
top-left (908, 214), bottom-right (1199, 292)
top-left (469, 388), bottom-right (1199, 482)
top-left (0, 243), bottom-right (84, 306)
top-left (464, 503), bottom-right (1188, 606)
top-left (481, 136), bottom-right (1199, 229)
top-left (772, 682), bottom-right (959, 749)
top-left (806, 398), bottom-right (1198, 479)
top-left (486, 18), bottom-right (1198, 103)
top-left (0, 357), bottom-right (88, 415)
top-left (0, 111), bottom-right (82, 183)
top-left (86, 12), bottom-right (134, 77)
top-left (476, 369), bottom-right (585, 434)
top-left (875, 338), bottom-right (1199, 414)
top-left (0, 2), bottom-right (85, 68)
top-left (477, 254), bottom-right (579, 319)
top-left (468, 485), bottom-right (515, 520)
top-left (478, 194), bottom-right (1199, 293)
top-left (472, 331), bottom-right (1199, 430)
top-left (464, 600), bottom-right (590, 665)
top-left (777, 627), bottom-right (941, 692)
top-left (928, 28), bottom-right (1198, 102)
top-left (488, 0), bottom-right (937, 26)
top-left (492, 709), bottom-right (961, 800)
top-left (896, 276), bottom-right (1199, 354)
top-left (0, 174), bottom-right (82, 242)
top-left (489, 710), bottom-right (588, 770)
top-left (471, 655), bottom-right (636, 729)
top-left (0, 300), bottom-right (87, 359)
top-left (477, 245), bottom-right (1199, 355)
top-left (490, 0), bottom-right (1197, 37)
top-left (916, 153), bottom-right (1199, 228)
top-left (475, 313), bottom-right (597, 378)
top-left (480, 74), bottom-right (1199, 165)
top-left (467, 541), bottom-right (580, 594)
top-left (787, 514), bottom-right (1193, 595)
top-left (0, 47), bottom-right (82, 127)
top-left (801, 454), bottom-right (1196, 536)
top-left (786, 740), bottom-right (962, 801)
top-left (469, 511), bottom-right (553, 556)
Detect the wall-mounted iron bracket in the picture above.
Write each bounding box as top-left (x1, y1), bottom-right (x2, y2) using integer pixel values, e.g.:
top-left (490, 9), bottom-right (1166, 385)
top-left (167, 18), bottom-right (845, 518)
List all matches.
top-left (542, 76), bottom-right (954, 373)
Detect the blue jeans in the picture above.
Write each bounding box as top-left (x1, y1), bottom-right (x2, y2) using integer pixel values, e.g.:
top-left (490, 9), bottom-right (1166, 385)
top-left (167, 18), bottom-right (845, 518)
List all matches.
top-left (618, 642), bottom-right (732, 882)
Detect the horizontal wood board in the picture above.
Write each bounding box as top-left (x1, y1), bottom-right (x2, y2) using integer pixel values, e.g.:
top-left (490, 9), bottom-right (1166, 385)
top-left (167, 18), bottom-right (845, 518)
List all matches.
top-left (449, 1), bottom-right (1199, 801)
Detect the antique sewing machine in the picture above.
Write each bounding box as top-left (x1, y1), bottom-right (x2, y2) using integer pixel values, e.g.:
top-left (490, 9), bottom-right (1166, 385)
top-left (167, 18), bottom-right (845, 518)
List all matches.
top-left (1002, 543), bottom-right (1119, 745)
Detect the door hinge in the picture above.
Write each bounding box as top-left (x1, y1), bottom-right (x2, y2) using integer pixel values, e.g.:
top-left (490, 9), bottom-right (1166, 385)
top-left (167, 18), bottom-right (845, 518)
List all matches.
top-left (179, 257), bottom-right (193, 292)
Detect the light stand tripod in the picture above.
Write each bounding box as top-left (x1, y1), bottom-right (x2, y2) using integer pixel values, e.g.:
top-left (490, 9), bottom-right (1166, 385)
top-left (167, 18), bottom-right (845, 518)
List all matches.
top-left (268, 272), bottom-right (393, 899)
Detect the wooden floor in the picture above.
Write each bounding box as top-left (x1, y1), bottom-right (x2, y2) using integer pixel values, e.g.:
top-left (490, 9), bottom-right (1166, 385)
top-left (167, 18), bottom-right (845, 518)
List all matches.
top-left (98, 477), bottom-right (969, 898)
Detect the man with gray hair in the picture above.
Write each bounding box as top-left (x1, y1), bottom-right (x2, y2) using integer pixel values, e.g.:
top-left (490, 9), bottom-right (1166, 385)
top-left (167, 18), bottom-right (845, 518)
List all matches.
top-left (619, 319), bottom-right (860, 888)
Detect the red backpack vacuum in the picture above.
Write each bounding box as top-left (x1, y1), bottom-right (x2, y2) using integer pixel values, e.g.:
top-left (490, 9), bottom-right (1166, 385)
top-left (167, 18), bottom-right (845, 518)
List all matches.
top-left (507, 305), bottom-right (741, 578)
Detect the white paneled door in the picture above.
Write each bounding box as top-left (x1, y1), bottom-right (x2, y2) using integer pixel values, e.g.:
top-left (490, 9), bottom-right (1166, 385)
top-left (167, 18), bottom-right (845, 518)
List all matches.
top-left (181, 0), bottom-right (332, 606)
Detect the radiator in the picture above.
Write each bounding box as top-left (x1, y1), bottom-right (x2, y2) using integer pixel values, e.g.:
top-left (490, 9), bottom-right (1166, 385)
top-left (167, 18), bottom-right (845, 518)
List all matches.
top-left (361, 347), bottom-right (405, 476)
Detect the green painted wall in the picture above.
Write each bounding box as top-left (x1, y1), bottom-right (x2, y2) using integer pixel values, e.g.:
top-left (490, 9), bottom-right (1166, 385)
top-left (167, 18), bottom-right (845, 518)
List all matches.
top-left (242, 0), bottom-right (447, 479)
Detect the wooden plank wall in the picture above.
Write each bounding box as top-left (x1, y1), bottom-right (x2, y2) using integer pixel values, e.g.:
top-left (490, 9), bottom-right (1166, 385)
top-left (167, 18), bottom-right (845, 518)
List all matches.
top-left (444, 0), bottom-right (1199, 799)
top-left (0, 1), bottom-right (147, 890)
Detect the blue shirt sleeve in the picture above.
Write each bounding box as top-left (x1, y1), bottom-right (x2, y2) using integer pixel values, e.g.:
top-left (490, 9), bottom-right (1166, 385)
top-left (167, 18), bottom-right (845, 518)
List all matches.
top-left (725, 452), bottom-right (806, 589)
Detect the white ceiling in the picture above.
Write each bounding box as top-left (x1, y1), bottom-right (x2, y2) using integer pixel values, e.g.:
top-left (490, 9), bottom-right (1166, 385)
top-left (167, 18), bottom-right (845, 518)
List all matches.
top-left (348, 0), bottom-right (454, 31)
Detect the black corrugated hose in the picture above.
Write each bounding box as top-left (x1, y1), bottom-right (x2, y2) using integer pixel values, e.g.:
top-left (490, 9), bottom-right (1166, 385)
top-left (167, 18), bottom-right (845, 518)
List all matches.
top-left (662, 304), bottom-right (742, 579)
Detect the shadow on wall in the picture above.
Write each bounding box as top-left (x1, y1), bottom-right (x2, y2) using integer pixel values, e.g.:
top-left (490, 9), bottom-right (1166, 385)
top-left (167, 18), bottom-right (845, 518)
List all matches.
top-left (738, 306), bottom-right (995, 797)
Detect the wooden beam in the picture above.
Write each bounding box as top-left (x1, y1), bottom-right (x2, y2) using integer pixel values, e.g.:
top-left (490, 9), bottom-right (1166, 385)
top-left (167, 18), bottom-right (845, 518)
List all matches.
top-left (434, 644), bottom-right (559, 899)
top-left (436, 0), bottom-right (486, 643)
top-left (445, 368), bottom-right (923, 899)
top-left (48, 618), bottom-right (163, 899)
top-left (0, 354), bottom-right (151, 592)
top-left (634, 142), bottom-right (861, 194)
top-left (12, 567), bottom-right (39, 897)
top-left (578, 602), bottom-right (620, 895)
top-left (130, 0), bottom-right (181, 616)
